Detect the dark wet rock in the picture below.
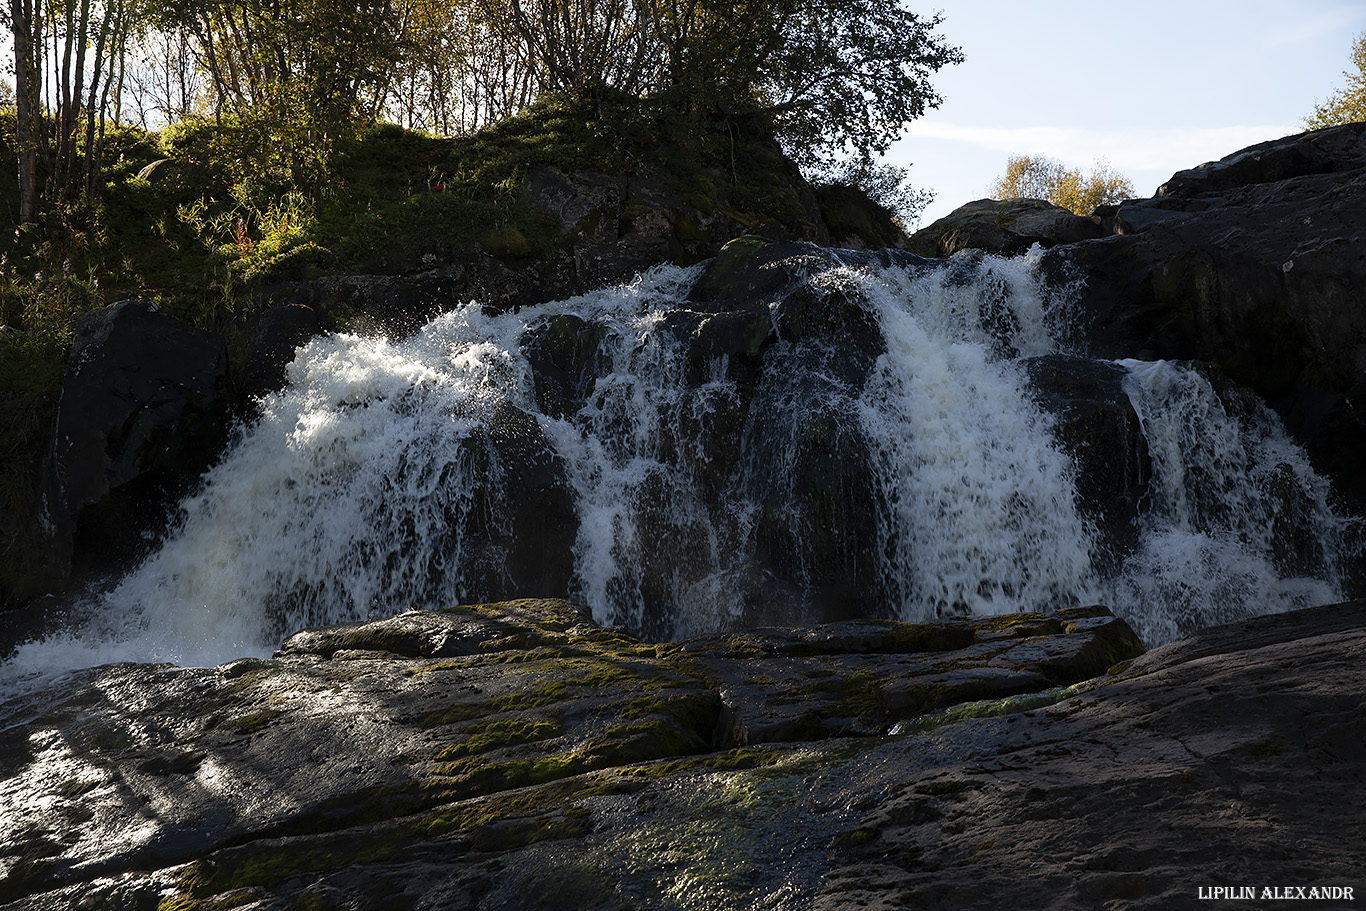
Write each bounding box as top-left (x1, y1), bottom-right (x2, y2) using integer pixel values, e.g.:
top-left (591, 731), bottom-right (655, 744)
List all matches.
top-left (908, 198), bottom-right (1105, 258)
top-left (511, 239), bottom-right (948, 637)
top-left (520, 313), bottom-right (611, 420)
top-left (739, 384), bottom-right (884, 622)
top-left (4, 598), bottom-right (1362, 909)
top-left (477, 403), bottom-right (579, 599)
top-left (295, 270), bottom-right (462, 341)
top-left (240, 301), bottom-right (323, 400)
top-left (38, 300), bottom-right (229, 579)
top-left (1024, 355), bottom-right (1151, 568)
top-left (683, 605), bottom-right (1143, 745)
top-left (395, 402), bottom-right (577, 606)
top-left (1052, 123), bottom-right (1366, 515)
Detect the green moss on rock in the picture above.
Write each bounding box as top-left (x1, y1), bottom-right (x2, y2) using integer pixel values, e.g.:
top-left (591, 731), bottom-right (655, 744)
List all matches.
top-left (434, 717), bottom-right (564, 759)
top-left (484, 224), bottom-right (532, 260)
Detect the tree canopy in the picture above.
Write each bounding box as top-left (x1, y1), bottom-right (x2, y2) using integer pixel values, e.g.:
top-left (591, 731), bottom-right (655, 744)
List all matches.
top-left (492, 0), bottom-right (962, 166)
top-left (1305, 32), bottom-right (1366, 129)
top-left (752, 0), bottom-right (963, 168)
top-left (4, 0), bottom-right (961, 224)
top-left (990, 154), bottom-right (1135, 216)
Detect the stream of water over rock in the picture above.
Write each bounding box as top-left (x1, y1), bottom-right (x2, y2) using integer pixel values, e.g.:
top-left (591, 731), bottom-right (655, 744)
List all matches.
top-left (2, 249), bottom-right (1354, 685)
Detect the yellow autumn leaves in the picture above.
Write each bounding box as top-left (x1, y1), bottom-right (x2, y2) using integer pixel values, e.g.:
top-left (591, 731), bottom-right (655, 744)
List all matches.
top-left (989, 155), bottom-right (1135, 216)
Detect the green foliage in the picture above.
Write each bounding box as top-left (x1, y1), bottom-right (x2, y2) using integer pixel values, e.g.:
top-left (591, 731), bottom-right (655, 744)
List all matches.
top-left (745, 0), bottom-right (963, 169)
top-left (159, 0), bottom-right (405, 172)
top-left (990, 154), bottom-right (1136, 215)
top-left (1305, 32), bottom-right (1366, 129)
top-left (809, 158), bottom-right (934, 227)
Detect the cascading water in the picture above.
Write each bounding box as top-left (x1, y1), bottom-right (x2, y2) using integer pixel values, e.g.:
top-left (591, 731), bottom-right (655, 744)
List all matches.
top-left (3, 246), bottom-right (1355, 687)
top-left (854, 260), bottom-right (1095, 619)
top-left (1101, 359), bottom-right (1348, 646)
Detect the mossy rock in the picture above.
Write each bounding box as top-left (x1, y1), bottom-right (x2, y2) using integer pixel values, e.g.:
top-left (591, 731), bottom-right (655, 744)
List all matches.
top-left (484, 225), bottom-right (533, 261)
top-left (814, 182), bottom-right (908, 250)
top-left (685, 235), bottom-right (774, 306)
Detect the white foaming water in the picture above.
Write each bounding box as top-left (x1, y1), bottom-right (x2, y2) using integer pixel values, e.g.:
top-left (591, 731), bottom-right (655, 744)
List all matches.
top-left (5, 299), bottom-right (545, 682)
top-left (854, 255), bottom-right (1095, 619)
top-left (1101, 359), bottom-right (1347, 645)
top-left (534, 268), bottom-right (749, 636)
top-left (2, 250), bottom-right (1355, 687)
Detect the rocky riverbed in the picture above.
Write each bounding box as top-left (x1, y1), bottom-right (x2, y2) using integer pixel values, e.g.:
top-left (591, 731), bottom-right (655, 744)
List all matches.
top-left (2, 598), bottom-right (1361, 909)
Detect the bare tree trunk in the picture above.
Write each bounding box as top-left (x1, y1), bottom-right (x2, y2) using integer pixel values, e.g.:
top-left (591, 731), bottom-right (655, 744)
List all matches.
top-left (9, 0), bottom-right (46, 224)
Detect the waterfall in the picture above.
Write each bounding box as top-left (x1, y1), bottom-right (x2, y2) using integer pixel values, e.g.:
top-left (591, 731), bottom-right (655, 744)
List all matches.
top-left (1100, 359), bottom-right (1348, 646)
top-left (855, 258), bottom-right (1094, 620)
top-left (3, 248), bottom-right (1354, 683)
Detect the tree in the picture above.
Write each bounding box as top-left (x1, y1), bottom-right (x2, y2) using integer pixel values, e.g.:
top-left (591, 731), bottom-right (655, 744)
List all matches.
top-left (124, 22), bottom-right (205, 128)
top-left (1305, 31), bottom-right (1366, 129)
top-left (740, 0), bottom-right (963, 169)
top-left (504, 0), bottom-right (662, 98)
top-left (488, 0), bottom-right (961, 169)
top-left (990, 154), bottom-right (1135, 216)
top-left (4, 0), bottom-right (139, 223)
top-left (6, 0), bottom-right (48, 224)
top-left (157, 0), bottom-right (404, 177)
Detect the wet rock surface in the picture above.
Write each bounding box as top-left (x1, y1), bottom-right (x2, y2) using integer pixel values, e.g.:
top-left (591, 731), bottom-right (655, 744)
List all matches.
top-left (39, 300), bottom-right (229, 579)
top-left (2, 598), bottom-right (1361, 909)
top-left (1061, 124), bottom-right (1366, 514)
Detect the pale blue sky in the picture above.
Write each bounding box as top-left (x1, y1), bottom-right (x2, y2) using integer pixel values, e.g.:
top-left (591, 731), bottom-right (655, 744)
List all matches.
top-left (892, 1), bottom-right (1366, 225)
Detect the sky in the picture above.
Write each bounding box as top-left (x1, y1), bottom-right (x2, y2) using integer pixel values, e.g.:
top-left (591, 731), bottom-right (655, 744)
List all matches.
top-left (890, 0), bottom-right (1366, 226)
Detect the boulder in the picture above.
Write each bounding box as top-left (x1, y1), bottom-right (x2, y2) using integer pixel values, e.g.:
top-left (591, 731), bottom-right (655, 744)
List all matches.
top-left (134, 158), bottom-right (205, 196)
top-left (908, 198), bottom-right (1105, 257)
top-left (239, 301), bottom-right (323, 401)
top-left (1155, 122), bottom-right (1366, 197)
top-left (40, 300), bottom-right (229, 576)
top-left (1023, 354), bottom-right (1151, 570)
top-left (476, 402), bottom-right (579, 599)
top-left (812, 182), bottom-right (910, 251)
top-left (520, 312), bottom-right (611, 420)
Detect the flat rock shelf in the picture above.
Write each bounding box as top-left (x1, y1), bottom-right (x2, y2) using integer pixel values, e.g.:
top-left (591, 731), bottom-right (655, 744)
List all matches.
top-left (1, 597), bottom-right (1362, 909)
